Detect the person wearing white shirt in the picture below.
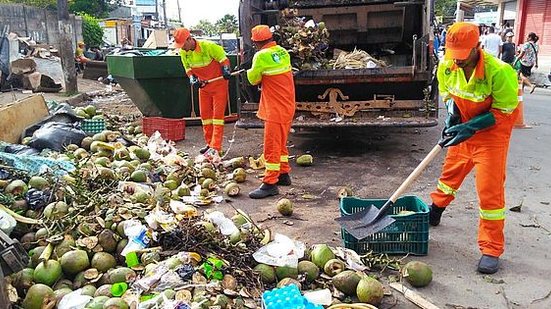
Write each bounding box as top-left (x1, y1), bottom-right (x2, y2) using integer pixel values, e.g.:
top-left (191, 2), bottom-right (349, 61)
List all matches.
top-left (481, 26), bottom-right (503, 58)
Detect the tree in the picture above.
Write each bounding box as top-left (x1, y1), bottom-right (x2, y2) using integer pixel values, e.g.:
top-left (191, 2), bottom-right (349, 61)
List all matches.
top-left (194, 19), bottom-right (217, 37)
top-left (0, 0), bottom-right (56, 9)
top-left (215, 14), bottom-right (238, 35)
top-left (81, 13), bottom-right (104, 48)
top-left (69, 0), bottom-right (111, 18)
top-left (434, 0), bottom-right (456, 18)
top-left (57, 0), bottom-right (78, 94)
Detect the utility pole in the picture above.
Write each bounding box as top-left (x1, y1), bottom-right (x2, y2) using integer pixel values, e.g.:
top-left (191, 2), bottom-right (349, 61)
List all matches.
top-left (155, 0), bottom-right (159, 23)
top-left (176, 0), bottom-right (182, 25)
top-left (162, 0), bottom-right (168, 27)
top-left (57, 0), bottom-right (78, 94)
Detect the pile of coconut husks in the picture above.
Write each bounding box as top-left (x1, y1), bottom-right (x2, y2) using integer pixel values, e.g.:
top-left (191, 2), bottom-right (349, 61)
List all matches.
top-left (274, 8), bottom-right (387, 71)
top-left (0, 106), bottom-right (433, 309)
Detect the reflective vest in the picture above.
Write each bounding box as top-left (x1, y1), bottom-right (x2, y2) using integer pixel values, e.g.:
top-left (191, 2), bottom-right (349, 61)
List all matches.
top-left (179, 40), bottom-right (229, 82)
top-left (247, 41), bottom-right (295, 123)
top-left (437, 49), bottom-right (519, 123)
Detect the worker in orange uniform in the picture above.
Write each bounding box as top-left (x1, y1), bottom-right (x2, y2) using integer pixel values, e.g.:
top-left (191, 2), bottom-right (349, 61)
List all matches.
top-left (173, 28), bottom-right (231, 154)
top-left (247, 25), bottom-right (296, 199)
top-left (430, 22), bottom-right (519, 274)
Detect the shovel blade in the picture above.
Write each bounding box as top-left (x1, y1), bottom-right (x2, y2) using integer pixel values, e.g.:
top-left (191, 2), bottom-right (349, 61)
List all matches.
top-left (336, 204), bottom-right (396, 239)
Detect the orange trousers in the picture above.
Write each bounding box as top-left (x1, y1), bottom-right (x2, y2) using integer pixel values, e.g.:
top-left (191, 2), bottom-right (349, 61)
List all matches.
top-left (199, 82), bottom-right (228, 151)
top-left (263, 121), bottom-right (292, 184)
top-left (430, 122), bottom-right (515, 257)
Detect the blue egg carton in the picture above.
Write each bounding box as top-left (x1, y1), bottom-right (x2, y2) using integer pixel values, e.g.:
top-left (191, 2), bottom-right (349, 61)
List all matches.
top-left (262, 285), bottom-right (323, 309)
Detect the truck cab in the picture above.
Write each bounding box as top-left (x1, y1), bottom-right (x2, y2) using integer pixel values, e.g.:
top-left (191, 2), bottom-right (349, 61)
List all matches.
top-left (238, 0), bottom-right (438, 128)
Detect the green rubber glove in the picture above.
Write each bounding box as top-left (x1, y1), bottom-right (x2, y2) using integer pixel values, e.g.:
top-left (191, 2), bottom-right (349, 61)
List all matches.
top-left (442, 112), bottom-right (496, 147)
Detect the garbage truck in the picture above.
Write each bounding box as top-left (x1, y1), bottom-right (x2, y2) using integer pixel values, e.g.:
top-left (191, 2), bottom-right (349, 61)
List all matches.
top-left (237, 0), bottom-right (438, 128)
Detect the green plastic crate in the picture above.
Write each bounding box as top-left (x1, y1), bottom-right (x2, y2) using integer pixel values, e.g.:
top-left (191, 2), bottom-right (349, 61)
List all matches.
top-left (340, 196), bottom-right (429, 255)
top-left (81, 119), bottom-right (106, 135)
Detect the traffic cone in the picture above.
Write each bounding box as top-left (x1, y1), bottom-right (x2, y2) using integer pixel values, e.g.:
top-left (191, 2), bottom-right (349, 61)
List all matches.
top-left (514, 80), bottom-right (531, 129)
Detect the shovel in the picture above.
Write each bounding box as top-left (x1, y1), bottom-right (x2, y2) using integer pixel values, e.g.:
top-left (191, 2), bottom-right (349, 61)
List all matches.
top-left (336, 143), bottom-right (444, 239)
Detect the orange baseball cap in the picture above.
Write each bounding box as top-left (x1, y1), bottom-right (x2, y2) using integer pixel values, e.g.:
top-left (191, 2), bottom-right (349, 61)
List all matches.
top-left (173, 28), bottom-right (191, 48)
top-left (251, 25), bottom-right (272, 42)
top-left (445, 22), bottom-right (480, 60)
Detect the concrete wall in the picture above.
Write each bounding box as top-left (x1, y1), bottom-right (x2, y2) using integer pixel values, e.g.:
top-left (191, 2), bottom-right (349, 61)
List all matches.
top-left (0, 4), bottom-right (83, 50)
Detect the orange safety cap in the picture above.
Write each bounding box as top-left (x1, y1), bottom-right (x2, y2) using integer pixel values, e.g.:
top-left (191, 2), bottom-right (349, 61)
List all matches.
top-left (445, 22), bottom-right (480, 60)
top-left (173, 28), bottom-right (191, 48)
top-left (251, 25), bottom-right (273, 42)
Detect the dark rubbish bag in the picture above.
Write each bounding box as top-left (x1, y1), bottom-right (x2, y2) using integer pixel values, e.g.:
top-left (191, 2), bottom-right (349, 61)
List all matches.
top-left (28, 122), bottom-right (86, 152)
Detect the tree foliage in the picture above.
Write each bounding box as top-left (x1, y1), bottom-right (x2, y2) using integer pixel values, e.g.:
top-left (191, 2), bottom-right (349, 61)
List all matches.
top-left (434, 0), bottom-right (456, 18)
top-left (0, 0), bottom-right (119, 18)
top-left (194, 19), bottom-right (217, 37)
top-left (215, 14), bottom-right (238, 35)
top-left (81, 13), bottom-right (104, 48)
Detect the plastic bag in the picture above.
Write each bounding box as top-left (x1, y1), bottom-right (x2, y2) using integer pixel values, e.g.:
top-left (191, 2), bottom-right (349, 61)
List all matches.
top-left (57, 289), bottom-right (93, 309)
top-left (0, 209), bottom-right (17, 235)
top-left (147, 132), bottom-right (178, 161)
top-left (25, 188), bottom-right (50, 210)
top-left (253, 233), bottom-right (305, 268)
top-left (22, 103), bottom-right (81, 139)
top-left (28, 122), bottom-right (87, 151)
top-left (206, 211), bottom-right (238, 236)
top-left (0, 152), bottom-right (75, 176)
top-left (1, 143), bottom-right (39, 156)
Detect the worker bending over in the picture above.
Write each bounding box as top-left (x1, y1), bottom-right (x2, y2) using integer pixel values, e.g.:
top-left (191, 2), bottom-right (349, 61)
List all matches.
top-left (174, 28), bottom-right (231, 154)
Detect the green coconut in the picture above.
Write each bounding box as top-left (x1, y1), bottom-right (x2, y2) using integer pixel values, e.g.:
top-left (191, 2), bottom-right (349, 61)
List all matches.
top-left (323, 258), bottom-right (346, 277)
top-left (176, 184), bottom-right (191, 197)
top-left (33, 260), bottom-right (62, 286)
top-left (43, 201), bottom-right (69, 220)
top-left (91, 252), bottom-right (117, 273)
top-left (332, 270), bottom-right (361, 295)
top-left (164, 179), bottom-right (179, 190)
top-left (102, 297), bottom-right (129, 309)
top-left (130, 170), bottom-right (147, 182)
top-left (84, 105), bottom-right (97, 117)
top-left (356, 276), bottom-right (384, 305)
top-left (81, 285), bottom-right (97, 297)
top-left (14, 268), bottom-right (35, 292)
top-left (60, 250), bottom-right (90, 276)
top-left (29, 246), bottom-right (46, 268)
top-left (106, 267), bottom-right (136, 284)
top-left (310, 244), bottom-right (335, 269)
top-left (98, 229), bottom-right (118, 253)
top-left (53, 279), bottom-right (73, 291)
top-left (22, 284), bottom-right (55, 309)
top-left (298, 260), bottom-right (319, 282)
top-left (277, 278), bottom-right (302, 290)
top-left (28, 176), bottom-right (48, 190)
top-left (232, 168), bottom-right (247, 183)
top-left (54, 288), bottom-right (73, 304)
top-left (275, 266), bottom-right (298, 280)
top-left (94, 284), bottom-right (113, 297)
top-left (296, 154), bottom-right (313, 166)
top-left (402, 261), bottom-right (433, 288)
top-left (81, 137), bottom-right (94, 150)
top-left (5, 179), bottom-right (28, 196)
top-left (132, 148), bottom-right (150, 161)
top-left (232, 213), bottom-right (249, 227)
top-left (55, 234), bottom-right (76, 259)
top-left (224, 182), bottom-right (240, 197)
top-left (86, 296), bottom-right (109, 309)
top-left (276, 198), bottom-right (293, 216)
top-left (253, 264), bottom-right (276, 284)
top-left (141, 252), bottom-right (161, 265)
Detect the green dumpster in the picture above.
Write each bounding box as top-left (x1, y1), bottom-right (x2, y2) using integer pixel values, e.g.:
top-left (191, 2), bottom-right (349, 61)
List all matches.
top-left (107, 54), bottom-right (240, 120)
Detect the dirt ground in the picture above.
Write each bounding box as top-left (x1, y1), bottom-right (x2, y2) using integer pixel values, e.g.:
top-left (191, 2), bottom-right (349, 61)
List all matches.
top-left (3, 78), bottom-right (549, 308)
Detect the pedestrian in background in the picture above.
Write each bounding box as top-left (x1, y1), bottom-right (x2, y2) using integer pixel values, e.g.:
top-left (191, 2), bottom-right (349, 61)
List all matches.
top-left (500, 32), bottom-right (516, 65)
top-left (481, 26), bottom-right (502, 58)
top-left (514, 32), bottom-right (539, 94)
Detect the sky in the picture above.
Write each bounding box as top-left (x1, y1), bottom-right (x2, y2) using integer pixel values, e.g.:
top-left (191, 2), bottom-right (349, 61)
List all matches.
top-left (166, 0), bottom-right (240, 27)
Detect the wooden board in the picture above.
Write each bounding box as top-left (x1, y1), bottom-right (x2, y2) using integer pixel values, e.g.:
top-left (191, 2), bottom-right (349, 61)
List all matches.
top-left (0, 95), bottom-right (49, 144)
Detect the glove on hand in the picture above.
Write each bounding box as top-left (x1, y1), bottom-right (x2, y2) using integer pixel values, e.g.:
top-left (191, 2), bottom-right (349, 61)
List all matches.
top-left (189, 75), bottom-right (206, 89)
top-left (222, 65), bottom-right (232, 80)
top-left (441, 112), bottom-right (496, 147)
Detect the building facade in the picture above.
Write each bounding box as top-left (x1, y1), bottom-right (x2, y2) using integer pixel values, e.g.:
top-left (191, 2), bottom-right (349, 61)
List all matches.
top-left (515, 0), bottom-right (551, 56)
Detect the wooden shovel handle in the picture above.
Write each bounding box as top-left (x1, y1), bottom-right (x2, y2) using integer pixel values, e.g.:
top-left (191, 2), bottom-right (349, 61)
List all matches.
top-left (205, 69), bottom-right (245, 84)
top-left (388, 144), bottom-right (443, 203)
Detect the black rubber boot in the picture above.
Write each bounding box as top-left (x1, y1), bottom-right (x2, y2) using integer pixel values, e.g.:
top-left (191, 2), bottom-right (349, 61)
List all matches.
top-left (199, 145), bottom-right (210, 154)
top-left (277, 173), bottom-right (292, 186)
top-left (429, 204), bottom-right (445, 226)
top-left (477, 255), bottom-right (499, 274)
top-left (249, 183), bottom-right (279, 199)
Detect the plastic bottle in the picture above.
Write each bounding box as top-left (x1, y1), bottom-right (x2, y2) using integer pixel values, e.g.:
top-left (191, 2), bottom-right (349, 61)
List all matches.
top-left (120, 221), bottom-right (150, 257)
